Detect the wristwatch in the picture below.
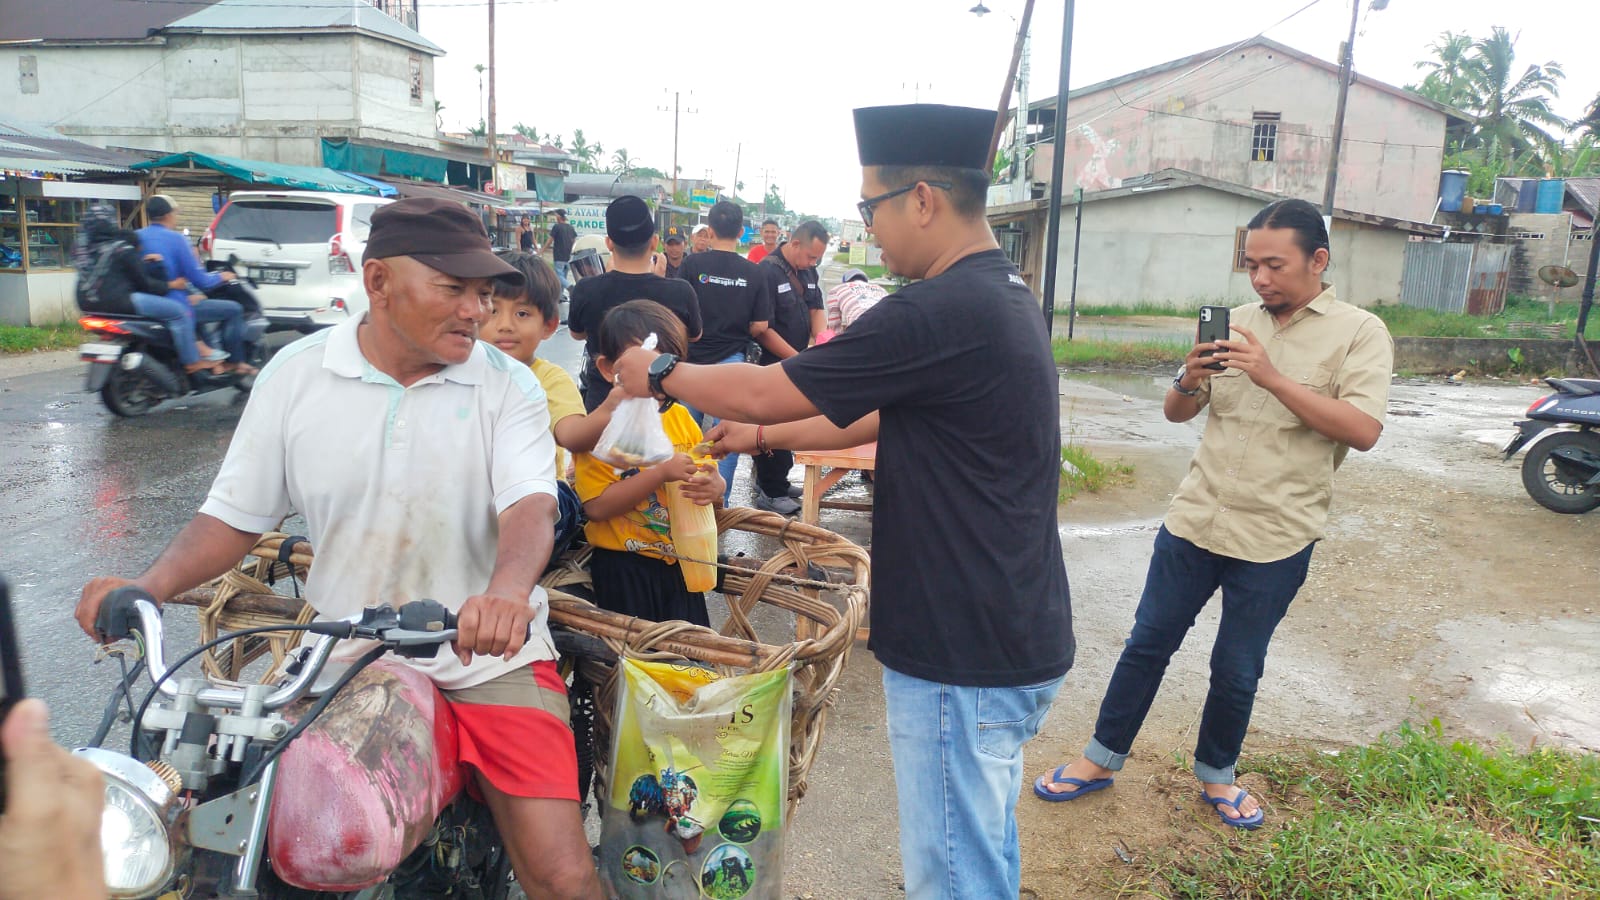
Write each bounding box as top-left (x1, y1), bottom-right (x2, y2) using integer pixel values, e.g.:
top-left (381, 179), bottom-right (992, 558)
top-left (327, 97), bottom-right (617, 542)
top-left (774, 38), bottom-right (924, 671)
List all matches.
top-left (647, 353), bottom-right (679, 399)
top-left (1171, 365), bottom-right (1200, 396)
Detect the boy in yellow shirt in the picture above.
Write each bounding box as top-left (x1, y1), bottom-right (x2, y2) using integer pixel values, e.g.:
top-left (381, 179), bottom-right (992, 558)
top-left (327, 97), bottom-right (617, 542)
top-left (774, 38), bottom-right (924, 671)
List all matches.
top-left (575, 300), bottom-right (723, 625)
top-left (489, 250), bottom-right (621, 562)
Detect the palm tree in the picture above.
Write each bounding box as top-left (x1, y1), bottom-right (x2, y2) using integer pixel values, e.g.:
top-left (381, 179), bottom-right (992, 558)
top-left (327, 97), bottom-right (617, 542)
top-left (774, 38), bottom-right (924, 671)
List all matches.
top-left (1464, 27), bottom-right (1568, 162)
top-left (610, 148), bottom-right (633, 176)
top-left (1411, 31), bottom-right (1476, 147)
top-left (1581, 92), bottom-right (1600, 140)
top-left (570, 129), bottom-right (594, 173)
top-left (513, 122), bottom-right (539, 142)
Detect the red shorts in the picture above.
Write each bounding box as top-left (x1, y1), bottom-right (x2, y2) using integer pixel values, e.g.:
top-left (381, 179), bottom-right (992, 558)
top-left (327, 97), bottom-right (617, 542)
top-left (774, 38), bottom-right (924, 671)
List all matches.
top-left (442, 660), bottom-right (579, 801)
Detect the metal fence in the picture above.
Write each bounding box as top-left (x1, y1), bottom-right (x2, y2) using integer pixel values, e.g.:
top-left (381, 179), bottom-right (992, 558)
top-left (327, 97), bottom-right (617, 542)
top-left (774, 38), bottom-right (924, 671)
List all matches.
top-left (1400, 241), bottom-right (1510, 315)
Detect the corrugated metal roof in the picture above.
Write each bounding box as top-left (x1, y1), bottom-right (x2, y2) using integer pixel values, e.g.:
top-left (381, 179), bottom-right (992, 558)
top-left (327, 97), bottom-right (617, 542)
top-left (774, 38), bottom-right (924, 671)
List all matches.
top-left (0, 121), bottom-right (140, 175)
top-left (1565, 178), bottom-right (1600, 220)
top-left (168, 0), bottom-right (443, 55)
top-left (0, 0), bottom-right (211, 43)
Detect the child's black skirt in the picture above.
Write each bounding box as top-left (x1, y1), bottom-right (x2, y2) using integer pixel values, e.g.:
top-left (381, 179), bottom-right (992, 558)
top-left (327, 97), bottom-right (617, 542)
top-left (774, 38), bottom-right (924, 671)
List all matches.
top-left (588, 547), bottom-right (710, 628)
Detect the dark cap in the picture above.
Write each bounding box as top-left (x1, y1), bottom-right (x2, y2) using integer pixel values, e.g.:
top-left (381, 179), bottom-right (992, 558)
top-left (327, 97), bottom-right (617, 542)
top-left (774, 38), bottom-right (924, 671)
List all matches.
top-left (841, 267), bottom-right (869, 284)
top-left (664, 231), bottom-right (685, 244)
top-left (853, 104), bottom-right (996, 170)
top-left (606, 195), bottom-right (655, 245)
top-left (365, 198), bottom-right (522, 284)
top-left (553, 208), bottom-right (567, 219)
top-left (145, 194), bottom-right (176, 218)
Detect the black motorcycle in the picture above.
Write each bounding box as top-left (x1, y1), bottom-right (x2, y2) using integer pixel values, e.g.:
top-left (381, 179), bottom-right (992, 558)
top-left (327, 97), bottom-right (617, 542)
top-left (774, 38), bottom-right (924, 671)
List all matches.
top-left (1502, 376), bottom-right (1600, 514)
top-left (78, 263), bottom-right (270, 417)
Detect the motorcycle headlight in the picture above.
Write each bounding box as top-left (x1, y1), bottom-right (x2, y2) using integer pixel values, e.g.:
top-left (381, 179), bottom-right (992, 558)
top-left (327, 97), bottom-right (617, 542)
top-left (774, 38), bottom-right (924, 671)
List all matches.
top-left (74, 748), bottom-right (177, 898)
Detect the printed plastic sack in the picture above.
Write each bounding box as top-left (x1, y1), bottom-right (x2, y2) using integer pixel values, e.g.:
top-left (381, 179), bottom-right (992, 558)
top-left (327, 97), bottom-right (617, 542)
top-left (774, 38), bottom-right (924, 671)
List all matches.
top-left (593, 333), bottom-right (675, 468)
top-left (599, 659), bottom-right (792, 899)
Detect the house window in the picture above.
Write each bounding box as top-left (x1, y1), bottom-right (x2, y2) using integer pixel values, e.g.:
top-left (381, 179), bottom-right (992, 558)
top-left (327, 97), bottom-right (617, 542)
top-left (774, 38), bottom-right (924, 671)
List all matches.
top-left (1573, 231), bottom-right (1594, 242)
top-left (408, 57), bottom-right (423, 103)
top-left (1250, 112), bottom-right (1280, 162)
top-left (1232, 227), bottom-right (1249, 271)
top-left (1508, 231), bottom-right (1547, 240)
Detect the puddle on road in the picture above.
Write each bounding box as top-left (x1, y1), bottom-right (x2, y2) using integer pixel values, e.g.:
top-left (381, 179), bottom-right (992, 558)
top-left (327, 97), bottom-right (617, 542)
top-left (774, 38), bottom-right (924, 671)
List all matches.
top-left (1062, 519), bottom-right (1162, 539)
top-left (1433, 616), bottom-right (1600, 751)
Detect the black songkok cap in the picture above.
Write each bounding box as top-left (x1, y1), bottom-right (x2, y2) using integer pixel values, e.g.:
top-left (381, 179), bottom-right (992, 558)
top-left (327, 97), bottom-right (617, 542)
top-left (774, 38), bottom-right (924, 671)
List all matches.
top-left (853, 104), bottom-right (997, 169)
top-left (606, 195), bottom-right (656, 244)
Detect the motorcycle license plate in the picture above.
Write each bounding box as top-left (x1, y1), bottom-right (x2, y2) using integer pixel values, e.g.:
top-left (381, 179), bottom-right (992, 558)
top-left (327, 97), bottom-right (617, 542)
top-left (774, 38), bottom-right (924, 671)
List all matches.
top-left (79, 342), bottom-right (123, 361)
top-left (250, 266), bottom-right (296, 285)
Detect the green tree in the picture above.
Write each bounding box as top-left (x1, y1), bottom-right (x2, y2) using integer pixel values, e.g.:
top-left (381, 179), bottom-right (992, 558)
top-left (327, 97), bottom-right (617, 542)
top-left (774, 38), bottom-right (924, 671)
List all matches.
top-left (763, 184), bottom-right (788, 216)
top-left (513, 122), bottom-right (539, 142)
top-left (570, 129), bottom-right (603, 173)
top-left (468, 120), bottom-right (487, 137)
top-left (610, 147), bottom-right (634, 175)
top-left (1466, 27), bottom-right (1567, 162)
top-left (1410, 31), bottom-right (1477, 147)
top-left (1581, 92), bottom-right (1600, 140)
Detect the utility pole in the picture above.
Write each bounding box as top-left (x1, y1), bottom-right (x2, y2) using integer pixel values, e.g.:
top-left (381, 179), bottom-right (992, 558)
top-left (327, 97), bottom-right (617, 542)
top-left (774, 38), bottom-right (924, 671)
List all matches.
top-left (656, 91), bottom-right (698, 202)
top-left (1040, 0), bottom-right (1076, 338)
top-left (974, 0), bottom-right (1037, 201)
top-left (485, 0), bottom-right (497, 176)
top-left (1323, 0), bottom-right (1387, 214)
top-left (732, 142), bottom-right (741, 203)
top-left (759, 168), bottom-right (776, 220)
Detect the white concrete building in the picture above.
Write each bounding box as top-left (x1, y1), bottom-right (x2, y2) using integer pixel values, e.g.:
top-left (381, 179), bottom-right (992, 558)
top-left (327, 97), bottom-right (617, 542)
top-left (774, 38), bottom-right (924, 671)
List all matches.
top-left (0, 0), bottom-right (443, 167)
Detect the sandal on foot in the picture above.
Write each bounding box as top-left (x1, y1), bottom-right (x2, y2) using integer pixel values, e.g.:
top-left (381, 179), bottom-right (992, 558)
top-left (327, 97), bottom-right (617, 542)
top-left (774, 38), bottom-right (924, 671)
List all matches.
top-left (1033, 766), bottom-right (1114, 802)
top-left (228, 363), bottom-right (259, 376)
top-left (184, 360), bottom-right (224, 375)
top-left (1200, 788), bottom-right (1265, 830)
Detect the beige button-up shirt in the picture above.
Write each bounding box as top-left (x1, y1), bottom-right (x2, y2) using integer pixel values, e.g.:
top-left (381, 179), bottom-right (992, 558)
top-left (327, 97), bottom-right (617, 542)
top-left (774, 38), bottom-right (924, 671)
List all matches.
top-left (1165, 285), bottom-right (1393, 563)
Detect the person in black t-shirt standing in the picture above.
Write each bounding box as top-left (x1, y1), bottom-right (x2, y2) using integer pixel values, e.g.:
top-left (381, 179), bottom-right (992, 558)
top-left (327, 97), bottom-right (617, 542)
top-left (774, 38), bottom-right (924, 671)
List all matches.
top-left (517, 216), bottom-right (536, 252)
top-left (679, 200), bottom-right (777, 504)
top-left (568, 196), bottom-right (701, 411)
top-left (546, 209), bottom-right (577, 286)
top-left (609, 104), bottom-right (1072, 900)
top-left (750, 220), bottom-right (828, 515)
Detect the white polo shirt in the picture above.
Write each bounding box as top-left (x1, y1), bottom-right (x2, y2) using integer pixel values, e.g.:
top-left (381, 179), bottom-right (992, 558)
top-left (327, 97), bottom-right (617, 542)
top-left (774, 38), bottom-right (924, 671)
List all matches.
top-left (199, 313), bottom-right (560, 690)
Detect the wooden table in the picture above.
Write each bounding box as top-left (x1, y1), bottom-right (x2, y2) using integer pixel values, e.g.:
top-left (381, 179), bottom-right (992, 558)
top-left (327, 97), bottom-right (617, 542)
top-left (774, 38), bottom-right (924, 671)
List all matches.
top-left (794, 442), bottom-right (877, 526)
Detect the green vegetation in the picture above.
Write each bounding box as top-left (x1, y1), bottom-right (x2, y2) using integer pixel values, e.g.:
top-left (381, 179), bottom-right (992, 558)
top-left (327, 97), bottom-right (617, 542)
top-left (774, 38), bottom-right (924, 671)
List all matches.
top-left (1059, 444), bottom-right (1134, 504)
top-left (1060, 302), bottom-right (1200, 319)
top-left (1369, 295), bottom-right (1594, 339)
top-left (1052, 337), bottom-right (1186, 368)
top-left (830, 253), bottom-right (889, 281)
top-left (0, 323), bottom-right (87, 354)
top-left (1118, 720), bottom-right (1600, 898)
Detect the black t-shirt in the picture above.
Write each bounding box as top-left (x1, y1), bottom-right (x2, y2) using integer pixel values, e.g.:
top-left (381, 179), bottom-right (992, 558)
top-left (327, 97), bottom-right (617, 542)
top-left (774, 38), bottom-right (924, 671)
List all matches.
top-left (518, 228), bottom-right (534, 251)
top-left (782, 249), bottom-right (1073, 687)
top-left (549, 222), bottom-right (577, 261)
top-left (758, 249), bottom-right (823, 365)
top-left (569, 271), bottom-right (702, 409)
top-left (679, 250), bottom-right (773, 364)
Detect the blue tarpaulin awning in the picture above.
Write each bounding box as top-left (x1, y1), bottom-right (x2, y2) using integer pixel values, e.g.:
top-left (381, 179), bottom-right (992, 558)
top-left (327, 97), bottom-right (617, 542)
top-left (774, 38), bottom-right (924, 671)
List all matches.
top-left (130, 152), bottom-right (380, 194)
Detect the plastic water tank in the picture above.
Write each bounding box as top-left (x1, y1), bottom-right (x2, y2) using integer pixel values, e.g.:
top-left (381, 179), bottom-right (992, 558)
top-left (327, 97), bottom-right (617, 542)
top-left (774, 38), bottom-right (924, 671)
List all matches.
top-left (1438, 170), bottom-right (1469, 213)
top-left (1536, 178), bottom-right (1565, 214)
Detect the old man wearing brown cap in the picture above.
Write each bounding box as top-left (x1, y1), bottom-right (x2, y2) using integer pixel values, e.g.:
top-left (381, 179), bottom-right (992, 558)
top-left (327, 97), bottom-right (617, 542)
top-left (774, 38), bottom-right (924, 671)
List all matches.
top-left (611, 105), bottom-right (1074, 898)
top-left (76, 197), bottom-right (602, 898)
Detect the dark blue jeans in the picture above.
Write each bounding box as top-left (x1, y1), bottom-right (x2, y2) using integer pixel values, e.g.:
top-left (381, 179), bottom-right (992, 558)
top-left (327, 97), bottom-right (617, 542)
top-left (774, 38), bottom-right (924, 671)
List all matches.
top-left (1085, 526), bottom-right (1313, 784)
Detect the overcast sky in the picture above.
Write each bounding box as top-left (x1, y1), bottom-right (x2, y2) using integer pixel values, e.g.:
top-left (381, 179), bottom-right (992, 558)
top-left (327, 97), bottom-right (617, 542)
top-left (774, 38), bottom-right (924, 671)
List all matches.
top-left (421, 0), bottom-right (1600, 220)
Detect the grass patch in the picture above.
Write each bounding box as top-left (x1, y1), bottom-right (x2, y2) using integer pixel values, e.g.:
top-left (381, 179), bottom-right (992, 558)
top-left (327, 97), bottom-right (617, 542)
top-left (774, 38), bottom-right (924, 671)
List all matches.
top-left (1053, 337), bottom-right (1186, 368)
top-left (830, 252), bottom-right (890, 281)
top-left (1059, 444), bottom-right (1133, 503)
top-left (0, 323), bottom-right (88, 354)
top-left (1366, 294), bottom-right (1592, 339)
top-left (1060, 301), bottom-right (1202, 319)
top-left (1126, 720), bottom-right (1600, 898)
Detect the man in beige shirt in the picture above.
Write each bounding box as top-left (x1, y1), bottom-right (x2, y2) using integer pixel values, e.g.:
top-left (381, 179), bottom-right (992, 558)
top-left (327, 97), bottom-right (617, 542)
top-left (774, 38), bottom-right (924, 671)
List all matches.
top-left (1035, 198), bottom-right (1392, 830)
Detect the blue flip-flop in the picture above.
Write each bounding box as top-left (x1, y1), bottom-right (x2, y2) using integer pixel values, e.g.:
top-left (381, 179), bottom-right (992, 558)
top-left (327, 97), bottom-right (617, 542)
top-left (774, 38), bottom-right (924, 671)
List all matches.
top-left (1033, 766), bottom-right (1114, 802)
top-left (1200, 788), bottom-right (1265, 829)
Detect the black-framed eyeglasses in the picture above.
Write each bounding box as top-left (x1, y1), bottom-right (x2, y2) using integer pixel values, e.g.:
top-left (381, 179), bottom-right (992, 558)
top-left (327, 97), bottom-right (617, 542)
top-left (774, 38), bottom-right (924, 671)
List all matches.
top-left (857, 181), bottom-right (953, 227)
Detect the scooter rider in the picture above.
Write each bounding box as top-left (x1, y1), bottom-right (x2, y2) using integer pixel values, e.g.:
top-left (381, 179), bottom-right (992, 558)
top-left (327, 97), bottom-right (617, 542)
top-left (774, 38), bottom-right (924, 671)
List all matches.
top-left (76, 198), bottom-right (603, 899)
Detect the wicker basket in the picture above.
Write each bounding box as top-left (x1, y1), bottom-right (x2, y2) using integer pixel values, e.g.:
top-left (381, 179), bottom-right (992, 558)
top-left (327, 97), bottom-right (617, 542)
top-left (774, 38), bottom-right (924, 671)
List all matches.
top-left (171, 507), bottom-right (869, 817)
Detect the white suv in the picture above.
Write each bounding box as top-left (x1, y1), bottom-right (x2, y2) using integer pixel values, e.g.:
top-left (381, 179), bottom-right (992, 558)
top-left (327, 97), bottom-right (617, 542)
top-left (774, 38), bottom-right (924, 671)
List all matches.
top-left (200, 191), bottom-right (392, 332)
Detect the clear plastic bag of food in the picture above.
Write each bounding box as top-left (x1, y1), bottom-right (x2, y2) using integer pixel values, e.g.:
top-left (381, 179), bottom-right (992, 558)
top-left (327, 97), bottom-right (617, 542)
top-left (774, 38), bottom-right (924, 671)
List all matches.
top-left (592, 334), bottom-right (675, 468)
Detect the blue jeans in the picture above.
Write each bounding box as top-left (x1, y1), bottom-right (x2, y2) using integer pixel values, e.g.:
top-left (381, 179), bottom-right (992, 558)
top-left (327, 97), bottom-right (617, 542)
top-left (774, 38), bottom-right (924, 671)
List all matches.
top-left (884, 666), bottom-right (1063, 900)
top-left (191, 298), bottom-right (245, 362)
top-left (553, 260), bottom-right (572, 287)
top-left (1085, 526), bottom-right (1313, 784)
top-left (683, 352), bottom-right (746, 505)
top-left (128, 292), bottom-right (198, 365)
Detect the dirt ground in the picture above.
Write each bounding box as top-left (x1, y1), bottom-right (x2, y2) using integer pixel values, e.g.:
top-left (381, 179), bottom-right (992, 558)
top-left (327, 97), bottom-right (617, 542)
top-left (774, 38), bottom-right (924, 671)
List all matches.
top-left (771, 370), bottom-right (1599, 899)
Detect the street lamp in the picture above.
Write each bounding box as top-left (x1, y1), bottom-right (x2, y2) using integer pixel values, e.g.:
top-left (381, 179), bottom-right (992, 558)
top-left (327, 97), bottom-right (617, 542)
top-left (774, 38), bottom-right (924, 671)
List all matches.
top-left (972, 2), bottom-right (1030, 204)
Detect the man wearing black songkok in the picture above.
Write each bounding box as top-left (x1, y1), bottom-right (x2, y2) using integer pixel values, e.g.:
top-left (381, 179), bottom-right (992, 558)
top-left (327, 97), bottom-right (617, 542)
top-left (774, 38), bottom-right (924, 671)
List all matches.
top-left (609, 104), bottom-right (1073, 899)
